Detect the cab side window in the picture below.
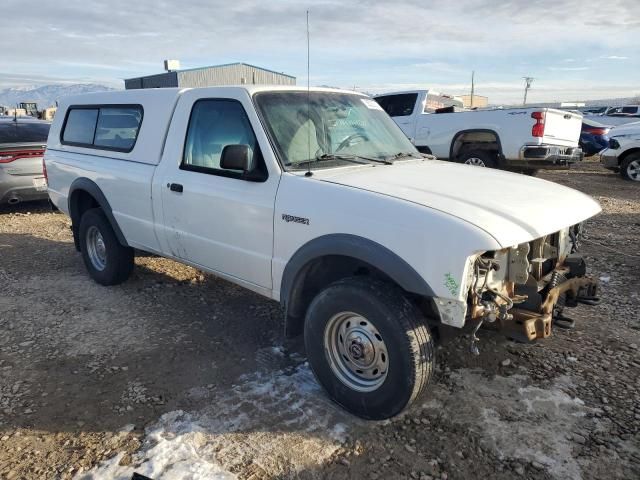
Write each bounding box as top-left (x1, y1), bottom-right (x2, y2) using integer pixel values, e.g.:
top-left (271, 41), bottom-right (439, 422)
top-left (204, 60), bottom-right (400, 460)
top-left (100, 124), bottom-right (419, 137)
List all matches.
top-left (182, 99), bottom-right (259, 176)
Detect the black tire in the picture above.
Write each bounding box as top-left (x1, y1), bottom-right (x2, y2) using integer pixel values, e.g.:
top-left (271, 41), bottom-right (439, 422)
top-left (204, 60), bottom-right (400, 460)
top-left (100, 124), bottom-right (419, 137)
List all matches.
top-left (620, 153), bottom-right (640, 181)
top-left (304, 277), bottom-right (435, 420)
top-left (79, 208), bottom-right (134, 285)
top-left (521, 169), bottom-right (539, 176)
top-left (459, 150), bottom-right (497, 168)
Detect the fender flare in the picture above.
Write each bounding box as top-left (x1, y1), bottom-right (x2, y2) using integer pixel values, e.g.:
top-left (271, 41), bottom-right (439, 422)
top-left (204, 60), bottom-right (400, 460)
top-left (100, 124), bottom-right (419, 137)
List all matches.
top-left (449, 129), bottom-right (503, 162)
top-left (68, 177), bottom-right (129, 247)
top-left (280, 233), bottom-right (435, 310)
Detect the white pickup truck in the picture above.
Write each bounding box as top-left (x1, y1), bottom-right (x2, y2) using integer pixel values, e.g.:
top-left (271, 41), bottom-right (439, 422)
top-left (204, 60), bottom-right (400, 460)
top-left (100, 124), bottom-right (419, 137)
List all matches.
top-left (45, 86), bottom-right (600, 419)
top-left (600, 121), bottom-right (640, 181)
top-left (374, 90), bottom-right (584, 173)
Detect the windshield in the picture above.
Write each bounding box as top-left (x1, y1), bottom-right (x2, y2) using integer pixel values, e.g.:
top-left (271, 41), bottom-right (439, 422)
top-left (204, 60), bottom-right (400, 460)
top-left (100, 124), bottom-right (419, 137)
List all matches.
top-left (254, 91), bottom-right (419, 170)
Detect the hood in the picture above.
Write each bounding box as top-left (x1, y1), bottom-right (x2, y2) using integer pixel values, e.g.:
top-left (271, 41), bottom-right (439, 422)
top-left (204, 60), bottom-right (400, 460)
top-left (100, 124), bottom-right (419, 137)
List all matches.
top-left (610, 121), bottom-right (640, 137)
top-left (313, 160), bottom-right (601, 247)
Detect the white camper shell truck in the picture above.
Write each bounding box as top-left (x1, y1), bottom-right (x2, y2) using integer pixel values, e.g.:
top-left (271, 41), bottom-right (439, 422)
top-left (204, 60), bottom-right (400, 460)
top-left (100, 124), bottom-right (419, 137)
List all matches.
top-left (45, 86), bottom-right (601, 419)
top-left (374, 90), bottom-right (584, 174)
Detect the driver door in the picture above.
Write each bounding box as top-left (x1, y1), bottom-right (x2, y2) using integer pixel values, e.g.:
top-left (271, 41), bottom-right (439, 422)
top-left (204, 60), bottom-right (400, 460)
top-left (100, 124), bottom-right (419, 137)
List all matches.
top-left (155, 91), bottom-right (279, 291)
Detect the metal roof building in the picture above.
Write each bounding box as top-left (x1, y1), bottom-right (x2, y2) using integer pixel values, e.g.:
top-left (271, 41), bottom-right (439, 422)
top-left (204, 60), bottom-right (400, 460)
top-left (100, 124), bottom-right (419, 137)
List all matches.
top-left (124, 62), bottom-right (296, 90)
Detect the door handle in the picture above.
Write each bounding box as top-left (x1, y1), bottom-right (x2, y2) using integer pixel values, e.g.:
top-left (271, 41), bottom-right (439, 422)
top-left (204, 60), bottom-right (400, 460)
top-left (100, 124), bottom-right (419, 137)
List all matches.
top-left (168, 183), bottom-right (183, 193)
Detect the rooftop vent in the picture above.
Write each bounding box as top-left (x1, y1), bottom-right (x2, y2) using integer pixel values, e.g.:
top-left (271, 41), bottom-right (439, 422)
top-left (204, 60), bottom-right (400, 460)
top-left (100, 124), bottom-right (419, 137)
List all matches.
top-left (164, 59), bottom-right (180, 72)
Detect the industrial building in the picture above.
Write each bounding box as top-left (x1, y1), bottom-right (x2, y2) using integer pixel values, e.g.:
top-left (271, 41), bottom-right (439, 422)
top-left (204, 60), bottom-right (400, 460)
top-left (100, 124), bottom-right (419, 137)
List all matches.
top-left (460, 94), bottom-right (489, 108)
top-left (124, 62), bottom-right (296, 90)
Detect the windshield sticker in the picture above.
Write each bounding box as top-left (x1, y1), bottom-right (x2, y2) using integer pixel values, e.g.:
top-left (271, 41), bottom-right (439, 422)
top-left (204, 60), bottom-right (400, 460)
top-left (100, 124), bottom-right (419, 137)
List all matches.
top-left (361, 98), bottom-right (384, 111)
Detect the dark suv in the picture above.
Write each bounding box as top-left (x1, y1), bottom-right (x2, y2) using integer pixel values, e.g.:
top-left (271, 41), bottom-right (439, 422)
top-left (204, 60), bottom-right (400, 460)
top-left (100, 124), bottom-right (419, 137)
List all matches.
top-left (0, 117), bottom-right (51, 205)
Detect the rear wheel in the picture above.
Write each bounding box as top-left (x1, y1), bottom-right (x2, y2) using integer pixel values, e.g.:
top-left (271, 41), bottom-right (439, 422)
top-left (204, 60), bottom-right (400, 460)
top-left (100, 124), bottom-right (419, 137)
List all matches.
top-left (304, 277), bottom-right (435, 420)
top-left (620, 153), bottom-right (640, 181)
top-left (459, 150), bottom-right (497, 168)
top-left (79, 208), bottom-right (134, 285)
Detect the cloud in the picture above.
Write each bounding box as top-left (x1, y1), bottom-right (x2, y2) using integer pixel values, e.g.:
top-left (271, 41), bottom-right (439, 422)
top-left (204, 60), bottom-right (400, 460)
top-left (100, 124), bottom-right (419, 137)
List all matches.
top-left (548, 66), bottom-right (590, 71)
top-left (410, 62), bottom-right (467, 74)
top-left (601, 55), bottom-right (629, 60)
top-left (0, 0), bottom-right (638, 103)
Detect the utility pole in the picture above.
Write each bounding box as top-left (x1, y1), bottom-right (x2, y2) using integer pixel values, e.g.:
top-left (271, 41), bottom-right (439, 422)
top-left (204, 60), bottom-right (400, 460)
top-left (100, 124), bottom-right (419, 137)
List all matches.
top-left (470, 71), bottom-right (475, 108)
top-left (523, 77), bottom-right (534, 105)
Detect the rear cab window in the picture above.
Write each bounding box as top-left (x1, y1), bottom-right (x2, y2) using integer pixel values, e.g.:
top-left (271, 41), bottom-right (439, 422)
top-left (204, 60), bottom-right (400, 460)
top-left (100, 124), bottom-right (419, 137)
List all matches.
top-left (374, 94), bottom-right (418, 117)
top-left (61, 105), bottom-right (143, 152)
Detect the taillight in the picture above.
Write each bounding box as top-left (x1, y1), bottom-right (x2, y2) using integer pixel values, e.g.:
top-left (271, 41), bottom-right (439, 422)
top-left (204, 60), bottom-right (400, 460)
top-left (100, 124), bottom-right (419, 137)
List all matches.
top-left (585, 127), bottom-right (609, 136)
top-left (0, 149), bottom-right (44, 163)
top-left (531, 111), bottom-right (546, 137)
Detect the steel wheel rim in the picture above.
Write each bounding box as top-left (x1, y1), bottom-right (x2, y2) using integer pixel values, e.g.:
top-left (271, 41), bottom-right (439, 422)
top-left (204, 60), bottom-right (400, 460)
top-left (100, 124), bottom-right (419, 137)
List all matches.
top-left (323, 312), bottom-right (388, 392)
top-left (86, 226), bottom-right (107, 271)
top-left (465, 157), bottom-right (486, 166)
top-left (627, 159), bottom-right (640, 180)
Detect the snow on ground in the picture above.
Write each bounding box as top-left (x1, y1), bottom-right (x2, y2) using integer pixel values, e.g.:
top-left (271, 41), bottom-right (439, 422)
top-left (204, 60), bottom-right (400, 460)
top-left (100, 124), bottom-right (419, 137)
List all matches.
top-left (426, 369), bottom-right (596, 480)
top-left (78, 361), bottom-right (598, 480)
top-left (77, 363), bottom-right (351, 480)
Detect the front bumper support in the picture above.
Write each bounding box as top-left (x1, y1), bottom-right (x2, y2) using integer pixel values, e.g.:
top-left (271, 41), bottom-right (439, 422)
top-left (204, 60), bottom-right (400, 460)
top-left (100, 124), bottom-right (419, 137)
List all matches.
top-left (501, 275), bottom-right (599, 342)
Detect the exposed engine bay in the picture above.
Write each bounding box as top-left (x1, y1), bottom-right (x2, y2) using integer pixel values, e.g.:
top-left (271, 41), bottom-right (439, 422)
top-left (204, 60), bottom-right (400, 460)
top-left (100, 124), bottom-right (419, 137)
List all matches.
top-left (467, 224), bottom-right (599, 353)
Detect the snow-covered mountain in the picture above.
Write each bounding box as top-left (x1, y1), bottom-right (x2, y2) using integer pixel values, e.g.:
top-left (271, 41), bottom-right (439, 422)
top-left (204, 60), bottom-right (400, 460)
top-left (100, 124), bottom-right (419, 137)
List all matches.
top-left (0, 84), bottom-right (118, 109)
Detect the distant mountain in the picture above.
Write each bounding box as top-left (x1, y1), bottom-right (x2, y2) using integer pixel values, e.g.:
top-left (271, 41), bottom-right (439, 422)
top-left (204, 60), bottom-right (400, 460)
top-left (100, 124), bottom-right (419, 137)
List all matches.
top-left (0, 84), bottom-right (118, 109)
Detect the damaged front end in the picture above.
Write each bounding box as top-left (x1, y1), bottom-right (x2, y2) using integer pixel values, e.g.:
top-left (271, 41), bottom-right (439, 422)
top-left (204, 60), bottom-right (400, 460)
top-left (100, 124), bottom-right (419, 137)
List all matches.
top-left (466, 224), bottom-right (599, 353)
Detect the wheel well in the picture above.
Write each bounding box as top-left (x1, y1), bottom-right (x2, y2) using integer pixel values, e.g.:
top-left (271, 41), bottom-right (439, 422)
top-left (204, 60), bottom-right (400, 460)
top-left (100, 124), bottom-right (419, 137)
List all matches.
top-left (450, 130), bottom-right (501, 161)
top-left (284, 255), bottom-right (433, 338)
top-left (70, 189), bottom-right (99, 224)
top-left (619, 148), bottom-right (640, 164)
top-left (69, 189), bottom-right (100, 250)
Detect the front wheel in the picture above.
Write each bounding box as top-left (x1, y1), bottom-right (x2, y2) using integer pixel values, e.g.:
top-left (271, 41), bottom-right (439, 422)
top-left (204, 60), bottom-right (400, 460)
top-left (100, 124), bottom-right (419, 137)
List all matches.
top-left (620, 153), bottom-right (640, 181)
top-left (79, 208), bottom-right (134, 285)
top-left (304, 277), bottom-right (435, 420)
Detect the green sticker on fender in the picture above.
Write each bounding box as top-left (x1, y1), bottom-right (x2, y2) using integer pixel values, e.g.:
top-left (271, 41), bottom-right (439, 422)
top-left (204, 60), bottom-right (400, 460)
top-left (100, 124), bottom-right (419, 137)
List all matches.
top-left (444, 273), bottom-right (459, 296)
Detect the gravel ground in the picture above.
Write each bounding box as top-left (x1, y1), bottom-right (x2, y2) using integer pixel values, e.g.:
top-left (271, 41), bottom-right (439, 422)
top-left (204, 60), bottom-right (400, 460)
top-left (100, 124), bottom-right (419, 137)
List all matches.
top-left (0, 161), bottom-right (638, 479)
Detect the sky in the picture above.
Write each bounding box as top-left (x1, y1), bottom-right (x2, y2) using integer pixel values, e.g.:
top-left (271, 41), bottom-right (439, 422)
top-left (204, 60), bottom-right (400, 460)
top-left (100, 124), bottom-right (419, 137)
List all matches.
top-left (2, 0), bottom-right (639, 103)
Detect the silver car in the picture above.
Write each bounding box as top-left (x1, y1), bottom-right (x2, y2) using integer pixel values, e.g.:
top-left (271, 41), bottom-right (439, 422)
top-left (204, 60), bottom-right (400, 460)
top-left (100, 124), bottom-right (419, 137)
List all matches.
top-left (0, 117), bottom-right (51, 205)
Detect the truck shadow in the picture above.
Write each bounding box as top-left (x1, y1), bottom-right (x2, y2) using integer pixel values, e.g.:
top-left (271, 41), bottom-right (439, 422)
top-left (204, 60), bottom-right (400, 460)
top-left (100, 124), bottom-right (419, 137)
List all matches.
top-left (0, 231), bottom-right (289, 431)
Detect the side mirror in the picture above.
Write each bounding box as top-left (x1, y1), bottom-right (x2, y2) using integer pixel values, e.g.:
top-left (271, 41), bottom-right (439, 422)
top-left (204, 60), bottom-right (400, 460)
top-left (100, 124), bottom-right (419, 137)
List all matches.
top-left (220, 144), bottom-right (254, 172)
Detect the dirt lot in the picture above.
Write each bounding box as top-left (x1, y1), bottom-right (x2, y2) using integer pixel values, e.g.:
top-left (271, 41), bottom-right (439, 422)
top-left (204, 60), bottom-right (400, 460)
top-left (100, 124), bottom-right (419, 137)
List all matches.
top-left (0, 161), bottom-right (638, 480)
